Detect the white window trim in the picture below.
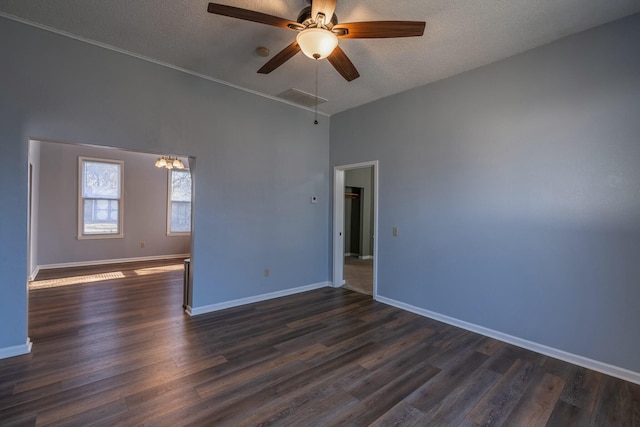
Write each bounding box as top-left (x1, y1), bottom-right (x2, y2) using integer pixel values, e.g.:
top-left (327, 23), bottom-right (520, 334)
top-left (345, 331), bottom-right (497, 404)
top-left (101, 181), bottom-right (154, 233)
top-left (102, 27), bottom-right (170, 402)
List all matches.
top-left (77, 156), bottom-right (124, 240)
top-left (167, 168), bottom-right (192, 236)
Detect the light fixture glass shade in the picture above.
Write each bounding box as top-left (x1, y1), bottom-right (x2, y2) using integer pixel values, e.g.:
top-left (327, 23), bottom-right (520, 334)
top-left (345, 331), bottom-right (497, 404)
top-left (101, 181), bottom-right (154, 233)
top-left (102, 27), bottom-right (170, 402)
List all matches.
top-left (296, 28), bottom-right (338, 60)
top-left (155, 156), bottom-right (186, 170)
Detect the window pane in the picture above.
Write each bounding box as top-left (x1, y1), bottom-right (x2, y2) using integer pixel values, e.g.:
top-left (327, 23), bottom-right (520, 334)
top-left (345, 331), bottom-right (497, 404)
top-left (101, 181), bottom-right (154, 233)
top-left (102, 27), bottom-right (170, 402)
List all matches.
top-left (83, 161), bottom-right (120, 199)
top-left (171, 170), bottom-right (191, 202)
top-left (84, 199), bottom-right (119, 234)
top-left (171, 201), bottom-right (191, 233)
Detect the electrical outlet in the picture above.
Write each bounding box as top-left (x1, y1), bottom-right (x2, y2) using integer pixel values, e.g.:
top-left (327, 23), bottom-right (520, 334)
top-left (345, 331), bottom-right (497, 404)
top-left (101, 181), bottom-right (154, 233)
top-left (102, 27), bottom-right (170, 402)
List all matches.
top-left (392, 227), bottom-right (398, 237)
top-left (264, 268), bottom-right (270, 277)
top-left (140, 242), bottom-right (145, 248)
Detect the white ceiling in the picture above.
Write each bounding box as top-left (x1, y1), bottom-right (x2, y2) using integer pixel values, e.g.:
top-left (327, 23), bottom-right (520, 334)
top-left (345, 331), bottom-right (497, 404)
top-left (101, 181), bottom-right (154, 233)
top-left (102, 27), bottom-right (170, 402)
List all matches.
top-left (1, 0), bottom-right (639, 115)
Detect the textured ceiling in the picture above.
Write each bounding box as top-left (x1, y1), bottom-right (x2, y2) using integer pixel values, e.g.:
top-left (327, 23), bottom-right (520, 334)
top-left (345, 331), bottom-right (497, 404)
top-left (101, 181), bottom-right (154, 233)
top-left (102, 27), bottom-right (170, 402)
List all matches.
top-left (1, 0), bottom-right (639, 115)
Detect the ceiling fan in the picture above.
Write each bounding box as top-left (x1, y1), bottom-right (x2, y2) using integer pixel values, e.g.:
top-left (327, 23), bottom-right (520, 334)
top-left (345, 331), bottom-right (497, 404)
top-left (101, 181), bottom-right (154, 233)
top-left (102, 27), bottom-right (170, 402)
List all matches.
top-left (207, 0), bottom-right (426, 82)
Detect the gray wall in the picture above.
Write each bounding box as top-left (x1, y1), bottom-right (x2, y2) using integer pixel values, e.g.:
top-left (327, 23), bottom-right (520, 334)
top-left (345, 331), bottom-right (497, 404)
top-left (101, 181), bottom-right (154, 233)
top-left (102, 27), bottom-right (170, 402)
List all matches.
top-left (36, 141), bottom-right (190, 266)
top-left (345, 167), bottom-right (374, 257)
top-left (331, 13), bottom-right (640, 373)
top-left (0, 17), bottom-right (329, 353)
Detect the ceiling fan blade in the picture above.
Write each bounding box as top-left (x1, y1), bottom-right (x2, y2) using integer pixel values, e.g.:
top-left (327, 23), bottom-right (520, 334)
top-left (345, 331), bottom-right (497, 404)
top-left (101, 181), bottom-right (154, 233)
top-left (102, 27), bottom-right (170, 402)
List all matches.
top-left (311, 0), bottom-right (337, 25)
top-left (257, 42), bottom-right (301, 74)
top-left (207, 3), bottom-right (297, 29)
top-left (327, 46), bottom-right (360, 82)
top-left (333, 21), bottom-right (426, 38)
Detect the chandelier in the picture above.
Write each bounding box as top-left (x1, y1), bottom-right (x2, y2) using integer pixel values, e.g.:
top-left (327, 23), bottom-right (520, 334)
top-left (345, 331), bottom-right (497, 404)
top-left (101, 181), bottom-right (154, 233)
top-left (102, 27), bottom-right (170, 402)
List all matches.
top-left (155, 156), bottom-right (184, 170)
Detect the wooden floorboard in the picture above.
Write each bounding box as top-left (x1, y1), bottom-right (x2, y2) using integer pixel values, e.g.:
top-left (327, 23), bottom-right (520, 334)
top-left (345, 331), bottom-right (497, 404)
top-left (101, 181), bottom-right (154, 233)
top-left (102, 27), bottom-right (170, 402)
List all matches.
top-left (1, 261), bottom-right (638, 426)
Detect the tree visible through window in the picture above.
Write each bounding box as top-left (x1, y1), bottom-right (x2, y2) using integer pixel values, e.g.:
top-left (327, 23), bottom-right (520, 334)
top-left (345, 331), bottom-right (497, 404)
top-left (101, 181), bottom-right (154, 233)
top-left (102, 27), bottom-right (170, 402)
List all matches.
top-left (79, 157), bottom-right (123, 237)
top-left (169, 169), bottom-right (192, 234)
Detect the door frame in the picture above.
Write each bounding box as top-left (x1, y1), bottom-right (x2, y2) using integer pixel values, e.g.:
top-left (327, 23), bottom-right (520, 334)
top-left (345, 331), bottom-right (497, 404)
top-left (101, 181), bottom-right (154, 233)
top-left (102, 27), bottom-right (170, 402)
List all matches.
top-left (333, 161), bottom-right (379, 298)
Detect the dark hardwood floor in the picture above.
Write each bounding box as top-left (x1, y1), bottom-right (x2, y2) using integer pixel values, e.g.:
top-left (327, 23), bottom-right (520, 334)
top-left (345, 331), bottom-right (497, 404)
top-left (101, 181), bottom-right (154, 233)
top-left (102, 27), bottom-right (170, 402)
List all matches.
top-left (1, 261), bottom-right (638, 426)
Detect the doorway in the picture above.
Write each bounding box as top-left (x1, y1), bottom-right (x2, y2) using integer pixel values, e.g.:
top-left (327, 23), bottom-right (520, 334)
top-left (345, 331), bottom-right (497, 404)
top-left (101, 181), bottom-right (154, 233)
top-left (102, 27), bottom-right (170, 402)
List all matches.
top-left (333, 161), bottom-right (378, 298)
top-left (26, 139), bottom-right (195, 306)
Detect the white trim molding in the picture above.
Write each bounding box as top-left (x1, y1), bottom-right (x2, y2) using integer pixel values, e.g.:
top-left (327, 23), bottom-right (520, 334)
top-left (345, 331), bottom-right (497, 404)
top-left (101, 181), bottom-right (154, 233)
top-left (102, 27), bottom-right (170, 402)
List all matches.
top-left (29, 266), bottom-right (40, 282)
top-left (376, 296), bottom-right (640, 386)
top-left (188, 282), bottom-right (331, 316)
top-left (38, 253), bottom-right (190, 271)
top-left (344, 254), bottom-right (373, 260)
top-left (328, 280), bottom-right (347, 288)
top-left (0, 338), bottom-right (32, 360)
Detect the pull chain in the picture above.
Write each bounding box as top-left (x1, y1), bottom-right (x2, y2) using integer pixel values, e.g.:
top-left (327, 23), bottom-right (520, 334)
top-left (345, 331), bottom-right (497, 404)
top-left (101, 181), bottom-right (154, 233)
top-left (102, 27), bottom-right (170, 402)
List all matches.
top-left (314, 59), bottom-right (319, 125)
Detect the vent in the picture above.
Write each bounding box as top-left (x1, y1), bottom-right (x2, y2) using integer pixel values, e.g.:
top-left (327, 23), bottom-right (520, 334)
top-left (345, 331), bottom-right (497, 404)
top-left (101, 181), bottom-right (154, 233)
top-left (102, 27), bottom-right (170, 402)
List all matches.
top-left (276, 88), bottom-right (327, 108)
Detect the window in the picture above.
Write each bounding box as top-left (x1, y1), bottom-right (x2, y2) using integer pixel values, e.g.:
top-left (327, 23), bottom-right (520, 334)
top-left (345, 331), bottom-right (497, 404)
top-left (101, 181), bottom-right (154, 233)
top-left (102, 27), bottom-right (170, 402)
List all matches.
top-left (168, 169), bottom-right (192, 235)
top-left (78, 157), bottom-right (123, 238)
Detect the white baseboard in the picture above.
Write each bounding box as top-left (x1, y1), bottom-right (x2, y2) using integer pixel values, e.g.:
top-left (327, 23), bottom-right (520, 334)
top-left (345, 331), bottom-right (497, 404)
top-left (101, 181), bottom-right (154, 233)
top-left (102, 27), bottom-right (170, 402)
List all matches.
top-left (329, 280), bottom-right (346, 288)
top-left (0, 337), bottom-right (32, 360)
top-left (376, 296), bottom-right (640, 386)
top-left (344, 254), bottom-right (373, 260)
top-left (188, 281), bottom-right (331, 316)
top-left (29, 266), bottom-right (40, 281)
top-left (38, 253), bottom-right (190, 271)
